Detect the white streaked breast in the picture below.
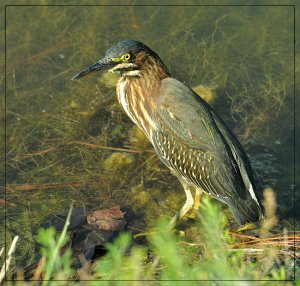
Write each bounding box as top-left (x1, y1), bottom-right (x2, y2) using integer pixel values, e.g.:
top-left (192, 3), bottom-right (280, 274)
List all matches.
top-left (118, 80), bottom-right (138, 125)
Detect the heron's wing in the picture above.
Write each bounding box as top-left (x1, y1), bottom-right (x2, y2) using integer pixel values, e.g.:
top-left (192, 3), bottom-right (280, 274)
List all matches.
top-left (152, 78), bottom-right (250, 201)
top-left (210, 109), bottom-right (263, 210)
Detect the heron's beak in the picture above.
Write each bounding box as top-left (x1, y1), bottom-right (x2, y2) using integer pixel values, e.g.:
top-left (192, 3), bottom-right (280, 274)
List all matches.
top-left (71, 58), bottom-right (113, 80)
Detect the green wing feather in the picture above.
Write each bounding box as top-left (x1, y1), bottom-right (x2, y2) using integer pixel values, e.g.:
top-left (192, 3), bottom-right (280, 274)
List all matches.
top-left (152, 78), bottom-right (257, 204)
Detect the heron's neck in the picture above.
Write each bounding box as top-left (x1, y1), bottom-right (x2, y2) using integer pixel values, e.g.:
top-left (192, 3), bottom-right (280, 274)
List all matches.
top-left (116, 64), bottom-right (168, 137)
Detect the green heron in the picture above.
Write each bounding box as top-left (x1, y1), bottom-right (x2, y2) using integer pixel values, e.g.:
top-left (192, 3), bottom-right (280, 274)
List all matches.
top-left (72, 39), bottom-right (264, 228)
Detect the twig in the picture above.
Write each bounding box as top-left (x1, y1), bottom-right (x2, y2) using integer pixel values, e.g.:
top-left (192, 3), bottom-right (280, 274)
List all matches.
top-left (6, 181), bottom-right (92, 192)
top-left (0, 199), bottom-right (17, 207)
top-left (229, 231), bottom-right (260, 241)
top-left (8, 42), bottom-right (71, 71)
top-left (33, 256), bottom-right (46, 281)
top-left (32, 42), bottom-right (71, 61)
top-left (15, 140), bottom-right (152, 160)
top-left (225, 248), bottom-right (297, 257)
top-left (69, 140), bottom-right (150, 154)
top-left (230, 235), bottom-right (300, 248)
top-left (0, 236), bottom-right (19, 284)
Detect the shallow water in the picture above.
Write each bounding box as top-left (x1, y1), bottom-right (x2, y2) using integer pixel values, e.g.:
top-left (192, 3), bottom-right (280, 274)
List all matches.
top-left (3, 4), bottom-right (296, 268)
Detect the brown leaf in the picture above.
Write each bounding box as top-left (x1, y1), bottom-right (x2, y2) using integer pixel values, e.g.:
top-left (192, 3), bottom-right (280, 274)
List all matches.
top-left (87, 206), bottom-right (126, 231)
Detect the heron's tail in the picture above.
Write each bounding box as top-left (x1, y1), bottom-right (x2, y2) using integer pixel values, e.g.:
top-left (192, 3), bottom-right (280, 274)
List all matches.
top-left (228, 197), bottom-right (263, 225)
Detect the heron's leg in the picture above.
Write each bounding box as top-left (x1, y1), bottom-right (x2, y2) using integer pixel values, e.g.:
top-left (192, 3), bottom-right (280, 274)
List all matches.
top-left (169, 181), bottom-right (194, 229)
top-left (193, 188), bottom-right (204, 211)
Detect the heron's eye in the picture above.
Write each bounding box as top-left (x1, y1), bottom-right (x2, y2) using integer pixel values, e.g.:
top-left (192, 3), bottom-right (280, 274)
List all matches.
top-left (122, 53), bottom-right (130, 62)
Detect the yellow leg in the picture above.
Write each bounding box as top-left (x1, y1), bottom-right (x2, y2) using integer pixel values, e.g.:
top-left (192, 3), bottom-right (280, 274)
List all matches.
top-left (169, 182), bottom-right (194, 229)
top-left (193, 188), bottom-right (203, 211)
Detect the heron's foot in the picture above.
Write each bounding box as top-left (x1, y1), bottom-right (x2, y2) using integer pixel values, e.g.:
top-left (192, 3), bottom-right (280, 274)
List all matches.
top-left (235, 223), bottom-right (257, 232)
top-left (188, 188), bottom-right (203, 219)
top-left (168, 214), bottom-right (179, 230)
top-left (168, 198), bottom-right (194, 229)
top-left (188, 200), bottom-right (201, 219)
top-left (133, 229), bottom-right (167, 239)
top-left (187, 209), bottom-right (200, 220)
top-left (193, 189), bottom-right (202, 211)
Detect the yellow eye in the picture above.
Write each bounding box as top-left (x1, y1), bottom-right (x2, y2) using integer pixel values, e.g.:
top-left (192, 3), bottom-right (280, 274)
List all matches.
top-left (122, 53), bottom-right (130, 62)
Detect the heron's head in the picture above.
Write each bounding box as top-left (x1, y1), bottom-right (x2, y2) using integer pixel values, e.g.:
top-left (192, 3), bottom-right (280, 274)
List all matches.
top-left (72, 39), bottom-right (169, 80)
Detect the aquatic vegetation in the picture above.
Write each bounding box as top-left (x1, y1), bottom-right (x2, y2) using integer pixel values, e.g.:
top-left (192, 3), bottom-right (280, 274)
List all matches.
top-left (103, 152), bottom-right (135, 174)
top-left (128, 126), bottom-right (151, 149)
top-left (192, 84), bottom-right (217, 103)
top-left (2, 190), bottom-right (297, 284)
